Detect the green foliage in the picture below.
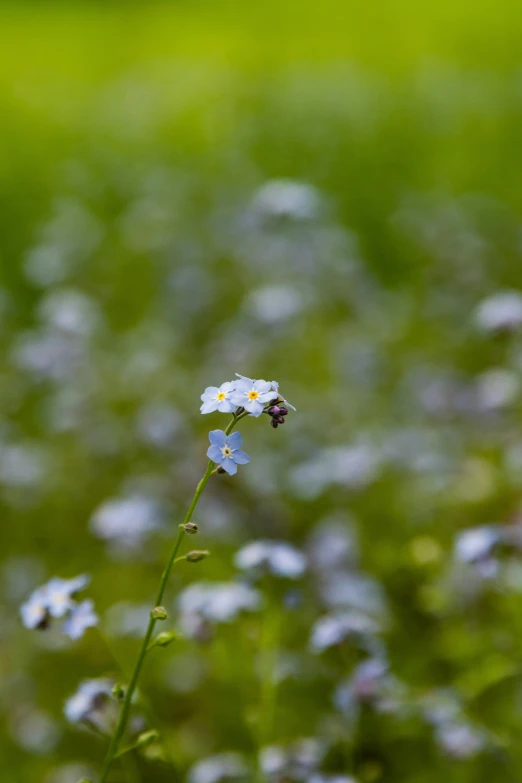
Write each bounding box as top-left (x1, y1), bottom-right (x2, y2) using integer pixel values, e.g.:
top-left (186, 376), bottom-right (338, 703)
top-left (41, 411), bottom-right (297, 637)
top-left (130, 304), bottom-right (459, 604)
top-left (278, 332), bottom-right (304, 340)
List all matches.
top-left (2, 2), bottom-right (522, 782)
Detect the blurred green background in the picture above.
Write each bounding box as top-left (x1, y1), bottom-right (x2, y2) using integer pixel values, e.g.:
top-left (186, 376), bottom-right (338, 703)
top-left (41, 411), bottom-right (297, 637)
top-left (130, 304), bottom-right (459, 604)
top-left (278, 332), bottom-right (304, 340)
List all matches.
top-left (3, 1), bottom-right (522, 781)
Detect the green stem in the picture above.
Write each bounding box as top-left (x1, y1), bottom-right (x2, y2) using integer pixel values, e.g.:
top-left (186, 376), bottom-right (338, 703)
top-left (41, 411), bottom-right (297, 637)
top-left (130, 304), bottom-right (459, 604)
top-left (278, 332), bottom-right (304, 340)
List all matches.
top-left (99, 413), bottom-right (243, 782)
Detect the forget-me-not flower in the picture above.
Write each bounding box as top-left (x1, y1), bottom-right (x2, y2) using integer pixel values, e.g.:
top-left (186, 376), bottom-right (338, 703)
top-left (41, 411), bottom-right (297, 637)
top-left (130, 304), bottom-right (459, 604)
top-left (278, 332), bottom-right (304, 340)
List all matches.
top-left (62, 599), bottom-right (99, 640)
top-left (20, 574), bottom-right (96, 640)
top-left (45, 574), bottom-right (90, 618)
top-left (20, 587), bottom-right (50, 630)
top-left (64, 678), bottom-right (114, 724)
top-left (200, 382), bottom-right (237, 414)
top-left (234, 540), bottom-right (307, 578)
top-left (230, 378), bottom-right (274, 417)
top-left (207, 430), bottom-right (250, 475)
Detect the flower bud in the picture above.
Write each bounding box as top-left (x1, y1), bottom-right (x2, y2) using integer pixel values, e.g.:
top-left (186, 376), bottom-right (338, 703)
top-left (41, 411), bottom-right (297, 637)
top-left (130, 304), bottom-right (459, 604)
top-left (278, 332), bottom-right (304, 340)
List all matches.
top-left (149, 630), bottom-right (178, 650)
top-left (186, 550), bottom-right (210, 563)
top-left (183, 522), bottom-right (199, 535)
top-left (136, 729), bottom-right (160, 748)
top-left (151, 606), bottom-right (168, 620)
top-left (111, 683), bottom-right (126, 700)
top-left (270, 419), bottom-right (279, 429)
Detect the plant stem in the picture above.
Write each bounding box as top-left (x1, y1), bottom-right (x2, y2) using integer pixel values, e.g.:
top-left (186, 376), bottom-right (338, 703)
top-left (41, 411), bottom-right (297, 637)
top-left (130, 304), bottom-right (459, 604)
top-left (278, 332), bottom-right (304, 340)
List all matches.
top-left (99, 413), bottom-right (243, 782)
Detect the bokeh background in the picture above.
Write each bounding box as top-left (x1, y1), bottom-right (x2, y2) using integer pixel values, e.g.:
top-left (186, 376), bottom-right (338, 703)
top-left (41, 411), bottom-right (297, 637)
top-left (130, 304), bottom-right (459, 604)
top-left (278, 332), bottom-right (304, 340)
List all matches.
top-left (3, 1), bottom-right (522, 781)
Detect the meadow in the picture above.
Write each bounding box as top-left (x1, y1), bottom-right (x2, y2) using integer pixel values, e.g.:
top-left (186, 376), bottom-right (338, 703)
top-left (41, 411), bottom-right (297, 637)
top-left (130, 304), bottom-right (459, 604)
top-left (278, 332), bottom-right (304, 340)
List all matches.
top-left (2, 2), bottom-right (522, 781)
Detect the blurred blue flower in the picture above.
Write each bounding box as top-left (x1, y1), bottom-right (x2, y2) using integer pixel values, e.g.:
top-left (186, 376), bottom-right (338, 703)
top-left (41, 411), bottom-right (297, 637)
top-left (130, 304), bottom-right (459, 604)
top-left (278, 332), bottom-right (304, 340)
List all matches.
top-left (20, 587), bottom-right (50, 630)
top-left (230, 378), bottom-right (274, 416)
top-left (64, 678), bottom-right (114, 725)
top-left (207, 430), bottom-right (250, 476)
top-left (45, 575), bottom-right (90, 618)
top-left (188, 752), bottom-right (250, 783)
top-left (200, 382), bottom-right (237, 414)
top-left (20, 574), bottom-right (95, 639)
top-left (62, 599), bottom-right (99, 640)
top-left (235, 540), bottom-right (307, 579)
top-left (178, 581), bottom-right (262, 626)
top-left (310, 611), bottom-right (380, 653)
top-left (260, 738), bottom-right (325, 782)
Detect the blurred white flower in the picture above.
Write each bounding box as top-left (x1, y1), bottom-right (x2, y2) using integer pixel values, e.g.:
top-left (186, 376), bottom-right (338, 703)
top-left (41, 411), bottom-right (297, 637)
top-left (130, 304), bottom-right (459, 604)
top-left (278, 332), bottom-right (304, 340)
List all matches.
top-left (309, 776), bottom-right (357, 783)
top-left (435, 721), bottom-right (487, 759)
top-left (320, 572), bottom-right (387, 616)
top-left (474, 290), bottom-right (522, 333)
top-left (290, 444), bottom-right (381, 499)
top-left (310, 612), bottom-right (380, 653)
top-left (178, 581), bottom-right (261, 625)
top-left (62, 599), bottom-right (98, 640)
top-left (12, 331), bottom-right (85, 382)
top-left (90, 493), bottom-right (162, 550)
top-left (38, 288), bottom-right (101, 337)
top-left (0, 443), bottom-right (47, 488)
top-left (250, 179), bottom-right (321, 222)
top-left (64, 678), bottom-right (114, 725)
top-left (10, 706), bottom-right (60, 754)
top-left (247, 285), bottom-right (304, 324)
top-left (475, 368), bottom-right (520, 410)
top-left (307, 516), bottom-right (359, 573)
top-left (105, 601), bottom-right (152, 637)
top-left (20, 574), bottom-right (96, 640)
top-left (188, 752), bottom-right (250, 783)
top-left (136, 402), bottom-right (181, 447)
top-left (260, 738), bottom-right (325, 781)
top-left (235, 540), bottom-right (307, 579)
top-left (454, 526), bottom-right (500, 564)
top-left (20, 587), bottom-right (50, 630)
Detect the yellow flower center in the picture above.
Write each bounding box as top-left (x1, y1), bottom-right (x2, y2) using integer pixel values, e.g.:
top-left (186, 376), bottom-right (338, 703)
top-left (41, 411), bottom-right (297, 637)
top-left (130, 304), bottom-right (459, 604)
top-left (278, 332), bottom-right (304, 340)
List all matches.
top-left (221, 446), bottom-right (232, 458)
top-left (216, 392), bottom-right (226, 401)
top-left (248, 390), bottom-right (259, 400)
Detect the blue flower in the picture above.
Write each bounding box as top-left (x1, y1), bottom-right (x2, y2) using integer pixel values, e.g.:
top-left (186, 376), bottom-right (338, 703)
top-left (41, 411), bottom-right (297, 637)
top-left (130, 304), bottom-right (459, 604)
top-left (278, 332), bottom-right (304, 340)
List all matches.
top-left (207, 430), bottom-right (250, 476)
top-left (230, 378), bottom-right (274, 417)
top-left (45, 574), bottom-right (90, 618)
top-left (62, 599), bottom-right (99, 640)
top-left (64, 678), bottom-right (114, 724)
top-left (200, 381), bottom-right (236, 414)
top-left (20, 574), bottom-right (96, 639)
top-left (20, 587), bottom-right (50, 630)
top-left (234, 540), bottom-right (307, 578)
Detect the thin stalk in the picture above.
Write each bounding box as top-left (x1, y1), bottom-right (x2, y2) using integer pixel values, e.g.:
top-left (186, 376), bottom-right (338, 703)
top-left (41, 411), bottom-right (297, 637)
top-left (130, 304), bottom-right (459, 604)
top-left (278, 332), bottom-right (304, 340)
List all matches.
top-left (99, 413), bottom-right (243, 782)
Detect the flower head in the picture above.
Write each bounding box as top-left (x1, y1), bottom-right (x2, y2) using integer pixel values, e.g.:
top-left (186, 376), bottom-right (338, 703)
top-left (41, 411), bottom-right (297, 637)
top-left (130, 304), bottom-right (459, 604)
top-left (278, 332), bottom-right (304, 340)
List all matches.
top-left (64, 678), bottom-right (114, 725)
top-left (230, 378), bottom-right (274, 417)
top-left (178, 581), bottom-right (261, 628)
top-left (20, 587), bottom-right (50, 630)
top-left (62, 599), bottom-right (99, 640)
top-left (45, 574), bottom-right (90, 618)
top-left (207, 430), bottom-right (250, 476)
top-left (200, 382), bottom-right (236, 415)
top-left (20, 574), bottom-right (96, 640)
top-left (234, 540), bottom-right (307, 579)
